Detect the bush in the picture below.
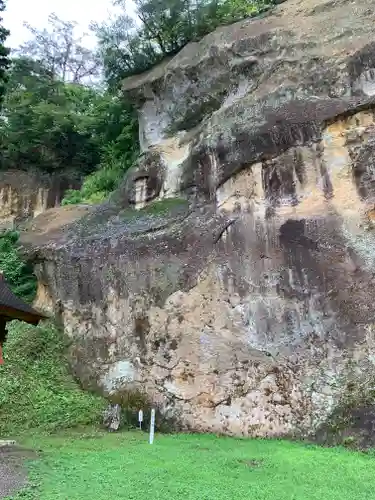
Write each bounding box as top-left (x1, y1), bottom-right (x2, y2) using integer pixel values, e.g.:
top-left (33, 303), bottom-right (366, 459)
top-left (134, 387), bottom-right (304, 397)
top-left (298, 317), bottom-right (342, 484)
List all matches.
top-left (0, 321), bottom-right (105, 435)
top-left (0, 229), bottom-right (37, 302)
top-left (62, 142), bottom-right (138, 206)
top-left (62, 163), bottom-right (124, 206)
top-left (0, 232), bottom-right (105, 436)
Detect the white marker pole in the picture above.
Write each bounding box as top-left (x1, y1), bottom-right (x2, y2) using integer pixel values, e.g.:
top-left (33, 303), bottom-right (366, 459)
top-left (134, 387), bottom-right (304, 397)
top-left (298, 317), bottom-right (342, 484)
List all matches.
top-left (138, 410), bottom-right (143, 430)
top-left (149, 409), bottom-right (155, 445)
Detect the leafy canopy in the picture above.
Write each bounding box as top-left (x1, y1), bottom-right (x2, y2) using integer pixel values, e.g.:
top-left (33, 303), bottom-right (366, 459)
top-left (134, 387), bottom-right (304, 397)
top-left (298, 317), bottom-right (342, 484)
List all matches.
top-left (0, 54), bottom-right (138, 182)
top-left (94, 0), bottom-right (277, 89)
top-left (1, 59), bottom-right (100, 175)
top-left (0, 0), bottom-right (10, 109)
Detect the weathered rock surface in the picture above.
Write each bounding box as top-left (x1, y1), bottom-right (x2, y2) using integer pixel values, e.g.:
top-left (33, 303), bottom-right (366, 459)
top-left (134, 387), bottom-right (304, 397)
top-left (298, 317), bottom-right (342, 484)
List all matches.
top-left (0, 170), bottom-right (80, 229)
top-left (20, 0), bottom-right (375, 439)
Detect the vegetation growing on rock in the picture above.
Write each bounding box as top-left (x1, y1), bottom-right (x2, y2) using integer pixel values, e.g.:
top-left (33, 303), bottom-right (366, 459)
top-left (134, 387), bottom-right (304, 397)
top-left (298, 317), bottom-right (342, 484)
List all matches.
top-left (119, 197), bottom-right (189, 219)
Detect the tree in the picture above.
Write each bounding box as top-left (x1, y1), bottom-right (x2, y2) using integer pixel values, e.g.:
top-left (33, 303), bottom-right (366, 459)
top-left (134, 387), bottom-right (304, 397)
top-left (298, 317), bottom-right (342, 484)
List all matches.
top-left (18, 13), bottom-right (100, 84)
top-left (94, 0), bottom-right (276, 88)
top-left (92, 12), bottom-right (161, 91)
top-left (62, 95), bottom-right (139, 205)
top-left (0, 0), bottom-right (10, 109)
top-left (134, 0), bottom-right (190, 55)
top-left (0, 9), bottom-right (139, 205)
top-left (0, 55), bottom-right (138, 192)
top-left (0, 57), bottom-right (102, 175)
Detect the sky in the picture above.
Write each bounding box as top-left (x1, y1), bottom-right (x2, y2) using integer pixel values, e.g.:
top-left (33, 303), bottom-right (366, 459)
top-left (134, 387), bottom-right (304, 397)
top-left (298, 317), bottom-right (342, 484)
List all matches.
top-left (2, 0), bottom-right (134, 49)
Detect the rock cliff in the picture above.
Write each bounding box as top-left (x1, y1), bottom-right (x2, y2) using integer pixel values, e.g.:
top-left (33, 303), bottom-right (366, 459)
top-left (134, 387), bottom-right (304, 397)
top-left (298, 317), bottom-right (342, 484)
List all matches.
top-left (0, 170), bottom-right (79, 229)
top-left (19, 0), bottom-right (375, 438)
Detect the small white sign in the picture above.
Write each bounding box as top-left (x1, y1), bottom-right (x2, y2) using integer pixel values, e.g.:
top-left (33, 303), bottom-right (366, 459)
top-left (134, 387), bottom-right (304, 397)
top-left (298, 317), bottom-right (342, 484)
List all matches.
top-left (149, 409), bottom-right (155, 445)
top-left (138, 410), bottom-right (143, 429)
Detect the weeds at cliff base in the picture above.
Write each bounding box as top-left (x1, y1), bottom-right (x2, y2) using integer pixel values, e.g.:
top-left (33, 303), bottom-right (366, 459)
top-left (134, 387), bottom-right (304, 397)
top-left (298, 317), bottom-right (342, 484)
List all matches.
top-left (0, 321), bottom-right (105, 436)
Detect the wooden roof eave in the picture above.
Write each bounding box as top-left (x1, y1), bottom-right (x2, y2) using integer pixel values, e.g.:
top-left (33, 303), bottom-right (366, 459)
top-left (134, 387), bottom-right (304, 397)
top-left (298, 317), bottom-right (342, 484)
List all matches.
top-left (0, 305), bottom-right (48, 326)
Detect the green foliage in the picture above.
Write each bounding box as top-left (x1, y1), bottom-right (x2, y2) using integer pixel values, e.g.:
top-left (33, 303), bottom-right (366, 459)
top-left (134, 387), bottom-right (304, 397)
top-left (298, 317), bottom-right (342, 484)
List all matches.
top-left (0, 321), bottom-right (105, 436)
top-left (343, 436), bottom-right (356, 448)
top-left (62, 100), bottom-right (139, 205)
top-left (0, 0), bottom-right (10, 109)
top-left (95, 0), bottom-right (278, 88)
top-left (0, 230), bottom-right (37, 303)
top-left (9, 432), bottom-right (375, 499)
top-left (0, 13), bottom-right (140, 199)
top-left (0, 13), bottom-right (138, 186)
top-left (62, 164), bottom-right (122, 205)
top-left (0, 60), bottom-right (97, 175)
top-left (0, 57), bottom-right (139, 186)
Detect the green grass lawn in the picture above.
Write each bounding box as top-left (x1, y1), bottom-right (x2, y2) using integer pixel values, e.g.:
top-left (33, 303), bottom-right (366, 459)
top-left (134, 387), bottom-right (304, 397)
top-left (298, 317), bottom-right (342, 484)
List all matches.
top-left (9, 430), bottom-right (375, 500)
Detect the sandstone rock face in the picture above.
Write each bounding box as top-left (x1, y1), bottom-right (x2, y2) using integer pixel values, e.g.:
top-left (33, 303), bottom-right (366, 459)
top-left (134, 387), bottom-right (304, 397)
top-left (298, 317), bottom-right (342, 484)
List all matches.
top-left (20, 0), bottom-right (375, 438)
top-left (0, 170), bottom-right (79, 229)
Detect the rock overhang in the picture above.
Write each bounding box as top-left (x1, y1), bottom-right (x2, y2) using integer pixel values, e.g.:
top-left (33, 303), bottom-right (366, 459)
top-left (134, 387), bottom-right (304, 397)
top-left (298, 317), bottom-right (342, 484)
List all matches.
top-left (19, 95), bottom-right (375, 269)
top-left (122, 0), bottom-right (375, 148)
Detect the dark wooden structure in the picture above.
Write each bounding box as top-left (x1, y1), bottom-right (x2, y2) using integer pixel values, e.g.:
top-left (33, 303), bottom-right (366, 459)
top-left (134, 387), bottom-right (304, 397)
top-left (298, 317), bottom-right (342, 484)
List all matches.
top-left (0, 273), bottom-right (47, 364)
